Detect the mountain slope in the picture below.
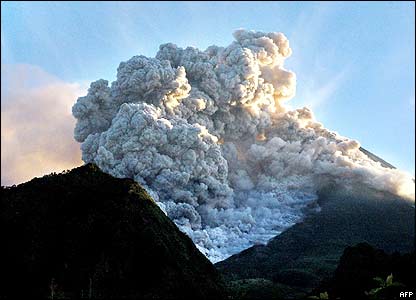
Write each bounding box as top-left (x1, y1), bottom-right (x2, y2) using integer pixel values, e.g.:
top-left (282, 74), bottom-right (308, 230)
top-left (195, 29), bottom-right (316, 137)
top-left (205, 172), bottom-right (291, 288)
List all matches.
top-left (359, 147), bottom-right (396, 169)
top-left (216, 182), bottom-right (415, 298)
top-left (1, 164), bottom-right (225, 299)
top-left (315, 242), bottom-right (415, 300)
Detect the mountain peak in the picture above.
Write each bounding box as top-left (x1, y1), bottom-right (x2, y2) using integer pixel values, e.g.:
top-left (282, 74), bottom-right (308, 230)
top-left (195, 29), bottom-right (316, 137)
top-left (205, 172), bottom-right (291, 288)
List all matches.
top-left (1, 163), bottom-right (225, 299)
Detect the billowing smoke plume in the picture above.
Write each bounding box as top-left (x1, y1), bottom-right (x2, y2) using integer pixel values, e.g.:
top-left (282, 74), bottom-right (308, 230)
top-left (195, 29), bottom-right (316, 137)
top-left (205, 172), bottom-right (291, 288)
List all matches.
top-left (72, 30), bottom-right (415, 262)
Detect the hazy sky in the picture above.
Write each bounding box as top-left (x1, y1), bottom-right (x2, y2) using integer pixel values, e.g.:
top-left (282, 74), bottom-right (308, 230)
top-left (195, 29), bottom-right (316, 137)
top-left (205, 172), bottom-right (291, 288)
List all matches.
top-left (1, 1), bottom-right (415, 185)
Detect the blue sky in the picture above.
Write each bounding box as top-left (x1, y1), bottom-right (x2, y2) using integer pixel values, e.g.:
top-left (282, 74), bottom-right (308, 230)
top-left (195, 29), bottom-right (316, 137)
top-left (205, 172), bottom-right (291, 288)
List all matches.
top-left (1, 1), bottom-right (415, 174)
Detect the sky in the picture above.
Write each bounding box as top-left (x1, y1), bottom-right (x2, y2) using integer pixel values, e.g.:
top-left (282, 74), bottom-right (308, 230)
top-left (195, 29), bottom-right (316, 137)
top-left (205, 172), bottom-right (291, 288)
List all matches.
top-left (1, 1), bottom-right (415, 185)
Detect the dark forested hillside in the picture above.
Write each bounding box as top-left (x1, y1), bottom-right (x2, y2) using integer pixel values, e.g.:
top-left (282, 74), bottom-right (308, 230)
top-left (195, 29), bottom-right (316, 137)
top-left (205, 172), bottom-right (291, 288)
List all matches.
top-left (216, 183), bottom-right (415, 298)
top-left (1, 164), bottom-right (225, 299)
top-left (312, 242), bottom-right (415, 300)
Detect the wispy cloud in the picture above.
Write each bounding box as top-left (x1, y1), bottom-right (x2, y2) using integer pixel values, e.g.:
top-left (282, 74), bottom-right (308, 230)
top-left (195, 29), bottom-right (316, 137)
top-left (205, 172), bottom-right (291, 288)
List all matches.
top-left (1, 64), bottom-right (87, 185)
top-left (283, 3), bottom-right (350, 112)
top-left (295, 67), bottom-right (350, 111)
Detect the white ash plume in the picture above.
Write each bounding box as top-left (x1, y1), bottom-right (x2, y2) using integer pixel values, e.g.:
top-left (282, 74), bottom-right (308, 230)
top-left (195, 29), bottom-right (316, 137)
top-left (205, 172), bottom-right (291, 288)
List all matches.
top-left (73, 29), bottom-right (414, 262)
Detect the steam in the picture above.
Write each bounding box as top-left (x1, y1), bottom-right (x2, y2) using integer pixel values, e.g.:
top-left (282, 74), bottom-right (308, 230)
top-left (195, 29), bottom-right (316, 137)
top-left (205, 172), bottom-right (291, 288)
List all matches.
top-left (72, 30), bottom-right (415, 262)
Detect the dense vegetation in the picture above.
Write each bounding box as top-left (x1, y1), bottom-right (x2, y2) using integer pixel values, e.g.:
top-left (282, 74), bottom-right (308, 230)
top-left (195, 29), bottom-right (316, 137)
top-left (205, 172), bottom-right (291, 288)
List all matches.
top-left (312, 242), bottom-right (415, 300)
top-left (222, 243), bottom-right (415, 300)
top-left (1, 164), bottom-right (225, 299)
top-left (217, 183), bottom-right (415, 299)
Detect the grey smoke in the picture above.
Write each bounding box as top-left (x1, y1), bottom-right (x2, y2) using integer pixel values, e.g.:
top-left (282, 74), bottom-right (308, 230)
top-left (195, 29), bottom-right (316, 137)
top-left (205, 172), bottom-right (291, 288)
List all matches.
top-left (72, 29), bottom-right (415, 262)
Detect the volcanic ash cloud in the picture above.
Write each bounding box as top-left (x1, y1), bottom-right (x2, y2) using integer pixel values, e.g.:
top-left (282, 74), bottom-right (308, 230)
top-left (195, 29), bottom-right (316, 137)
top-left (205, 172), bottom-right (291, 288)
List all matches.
top-left (72, 29), bottom-right (415, 262)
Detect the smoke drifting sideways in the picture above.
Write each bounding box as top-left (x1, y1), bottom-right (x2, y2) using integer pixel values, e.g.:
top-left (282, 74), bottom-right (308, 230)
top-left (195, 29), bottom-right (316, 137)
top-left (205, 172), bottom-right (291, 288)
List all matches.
top-left (72, 30), bottom-right (415, 262)
top-left (1, 64), bottom-right (84, 186)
